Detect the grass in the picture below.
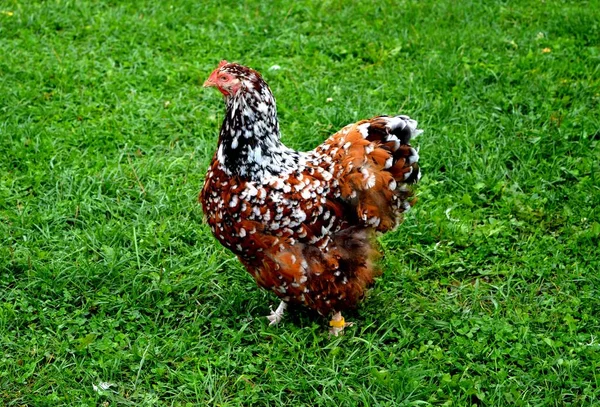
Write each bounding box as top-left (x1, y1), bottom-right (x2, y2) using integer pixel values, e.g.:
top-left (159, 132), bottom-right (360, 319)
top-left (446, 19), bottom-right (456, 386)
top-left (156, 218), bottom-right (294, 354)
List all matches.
top-left (1, 0), bottom-right (599, 405)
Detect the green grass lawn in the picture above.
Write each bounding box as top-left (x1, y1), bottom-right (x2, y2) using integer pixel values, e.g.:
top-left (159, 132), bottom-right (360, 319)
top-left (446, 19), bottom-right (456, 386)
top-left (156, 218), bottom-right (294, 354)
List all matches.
top-left (1, 0), bottom-right (599, 405)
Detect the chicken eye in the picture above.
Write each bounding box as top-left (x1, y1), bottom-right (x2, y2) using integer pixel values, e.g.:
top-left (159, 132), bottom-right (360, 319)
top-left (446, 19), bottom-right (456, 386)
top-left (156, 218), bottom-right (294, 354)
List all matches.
top-left (219, 75), bottom-right (227, 82)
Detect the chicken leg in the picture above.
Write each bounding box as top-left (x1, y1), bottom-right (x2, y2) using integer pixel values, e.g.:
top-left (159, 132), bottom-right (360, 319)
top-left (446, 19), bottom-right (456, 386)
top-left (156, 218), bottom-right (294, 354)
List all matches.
top-left (329, 311), bottom-right (354, 336)
top-left (266, 301), bottom-right (287, 325)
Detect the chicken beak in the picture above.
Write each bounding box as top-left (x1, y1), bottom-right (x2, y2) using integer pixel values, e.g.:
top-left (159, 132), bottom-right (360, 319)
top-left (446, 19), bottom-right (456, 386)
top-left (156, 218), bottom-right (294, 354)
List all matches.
top-left (203, 79), bottom-right (215, 88)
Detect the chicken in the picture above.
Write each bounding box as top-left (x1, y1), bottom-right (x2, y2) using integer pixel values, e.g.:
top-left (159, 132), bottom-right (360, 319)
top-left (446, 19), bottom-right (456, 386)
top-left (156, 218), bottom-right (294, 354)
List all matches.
top-left (201, 61), bottom-right (422, 335)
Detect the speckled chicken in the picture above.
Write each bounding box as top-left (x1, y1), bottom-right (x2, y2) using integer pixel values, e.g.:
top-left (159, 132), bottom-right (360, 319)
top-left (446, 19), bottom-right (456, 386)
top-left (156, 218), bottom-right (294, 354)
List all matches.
top-left (201, 61), bottom-right (422, 334)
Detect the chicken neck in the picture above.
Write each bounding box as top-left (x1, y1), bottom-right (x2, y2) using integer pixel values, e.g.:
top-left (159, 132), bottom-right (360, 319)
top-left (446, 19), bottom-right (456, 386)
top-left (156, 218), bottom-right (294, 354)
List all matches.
top-left (216, 84), bottom-right (301, 180)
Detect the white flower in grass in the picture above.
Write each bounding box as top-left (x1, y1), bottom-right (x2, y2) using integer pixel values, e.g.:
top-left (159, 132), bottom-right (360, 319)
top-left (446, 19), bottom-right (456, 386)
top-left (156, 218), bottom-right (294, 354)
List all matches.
top-left (92, 382), bottom-right (115, 392)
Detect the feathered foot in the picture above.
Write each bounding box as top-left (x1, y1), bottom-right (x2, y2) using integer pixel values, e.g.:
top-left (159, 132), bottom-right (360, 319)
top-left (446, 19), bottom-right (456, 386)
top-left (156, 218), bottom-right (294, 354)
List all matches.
top-left (266, 301), bottom-right (287, 326)
top-left (329, 311), bottom-right (354, 336)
